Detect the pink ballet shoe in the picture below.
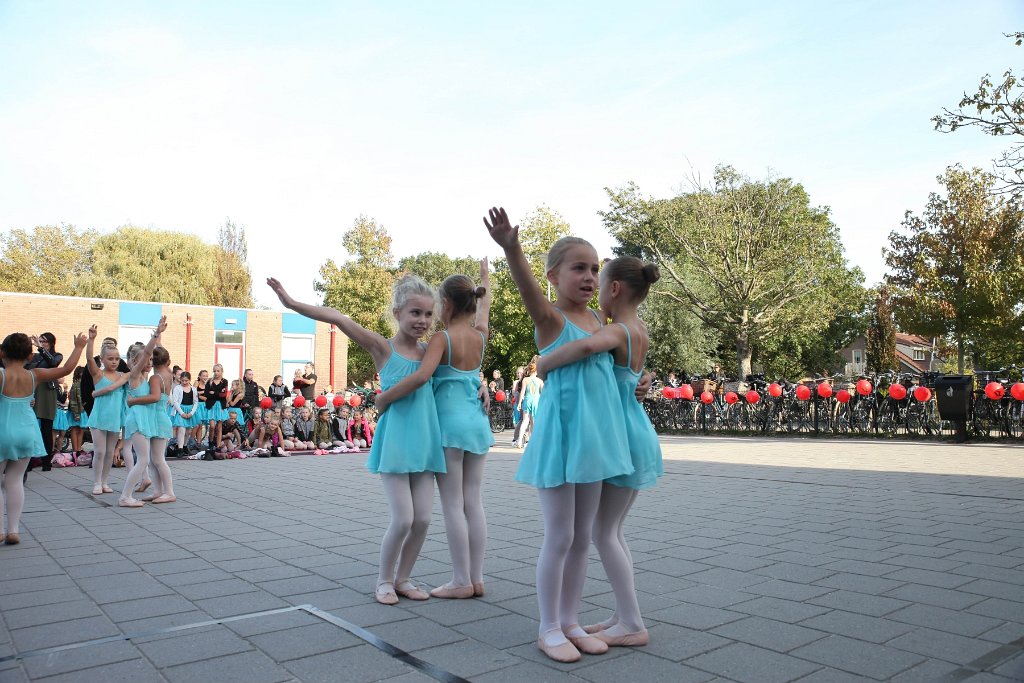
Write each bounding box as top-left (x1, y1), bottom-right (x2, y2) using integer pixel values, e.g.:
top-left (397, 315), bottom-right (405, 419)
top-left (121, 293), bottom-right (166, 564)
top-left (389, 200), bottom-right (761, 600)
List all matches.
top-left (429, 583), bottom-right (474, 599)
top-left (394, 580), bottom-right (429, 600)
top-left (595, 628), bottom-right (649, 647)
top-left (118, 498), bottom-right (145, 508)
top-left (537, 637), bottom-right (580, 663)
top-left (566, 633), bottom-right (608, 655)
top-left (473, 581), bottom-right (485, 597)
top-left (4, 533), bottom-right (20, 545)
top-left (135, 480), bottom-right (152, 493)
top-left (374, 582), bottom-right (398, 605)
top-left (150, 494), bottom-right (177, 504)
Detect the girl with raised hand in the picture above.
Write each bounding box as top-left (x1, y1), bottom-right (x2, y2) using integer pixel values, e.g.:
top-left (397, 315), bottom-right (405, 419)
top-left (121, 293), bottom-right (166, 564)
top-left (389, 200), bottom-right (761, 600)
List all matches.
top-left (484, 207), bottom-right (633, 663)
top-left (204, 364), bottom-right (229, 448)
top-left (537, 256), bottom-right (664, 647)
top-left (0, 329), bottom-right (87, 544)
top-left (515, 361), bottom-right (543, 448)
top-left (268, 274), bottom-right (445, 605)
top-left (375, 259), bottom-right (494, 599)
top-left (87, 322), bottom-right (161, 496)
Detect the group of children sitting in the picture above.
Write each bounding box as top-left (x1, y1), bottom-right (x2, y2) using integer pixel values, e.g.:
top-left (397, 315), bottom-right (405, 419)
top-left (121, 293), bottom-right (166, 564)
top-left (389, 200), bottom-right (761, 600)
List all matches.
top-left (213, 402), bottom-right (375, 456)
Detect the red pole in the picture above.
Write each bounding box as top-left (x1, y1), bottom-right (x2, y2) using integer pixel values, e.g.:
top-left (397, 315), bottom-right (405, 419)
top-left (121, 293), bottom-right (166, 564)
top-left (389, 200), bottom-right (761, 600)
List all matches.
top-left (329, 324), bottom-right (336, 389)
top-left (185, 314), bottom-right (193, 372)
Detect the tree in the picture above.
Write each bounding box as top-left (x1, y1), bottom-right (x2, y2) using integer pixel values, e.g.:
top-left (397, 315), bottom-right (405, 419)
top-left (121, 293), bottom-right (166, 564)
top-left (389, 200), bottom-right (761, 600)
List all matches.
top-left (885, 166), bottom-right (1024, 372)
top-left (214, 218), bottom-right (253, 307)
top-left (0, 224), bottom-right (96, 295)
top-left (603, 167), bottom-right (865, 379)
top-left (77, 227), bottom-right (223, 304)
top-left (397, 252), bottom-right (479, 289)
top-left (639, 280), bottom-right (719, 377)
top-left (865, 286), bottom-right (898, 374)
top-left (487, 206), bottom-right (571, 374)
top-left (315, 216), bottom-right (397, 383)
top-left (933, 32), bottom-right (1024, 195)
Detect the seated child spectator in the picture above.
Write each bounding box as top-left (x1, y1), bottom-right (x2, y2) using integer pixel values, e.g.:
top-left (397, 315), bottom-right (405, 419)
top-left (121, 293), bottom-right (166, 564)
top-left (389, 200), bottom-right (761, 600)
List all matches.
top-left (293, 406), bottom-right (315, 449)
top-left (348, 408), bottom-right (373, 449)
top-left (280, 406), bottom-right (298, 449)
top-left (313, 407), bottom-right (332, 449)
top-left (218, 412), bottom-right (245, 453)
top-left (332, 405), bottom-right (353, 448)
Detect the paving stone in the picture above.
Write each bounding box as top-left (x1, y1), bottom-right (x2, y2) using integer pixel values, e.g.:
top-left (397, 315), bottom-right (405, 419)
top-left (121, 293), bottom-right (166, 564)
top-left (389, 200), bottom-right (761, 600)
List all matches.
top-left (3, 600), bottom-right (103, 630)
top-left (729, 596), bottom-right (831, 623)
top-left (791, 634), bottom-right (925, 680)
top-left (101, 594), bottom-right (197, 622)
top-left (282, 643), bottom-right (411, 683)
top-left (685, 641), bottom-right (821, 683)
top-left (248, 622), bottom-right (361, 661)
top-left (163, 649), bottom-right (292, 683)
top-left (192, 591), bottom-right (290, 618)
top-left (23, 657), bottom-right (167, 683)
top-left (798, 611), bottom-right (915, 644)
top-left (409, 639), bottom-right (519, 678)
top-left (450, 612), bottom-right (537, 649)
top-left (882, 567), bottom-right (975, 589)
top-left (21, 640), bottom-right (142, 679)
top-left (808, 589), bottom-right (910, 617)
top-left (710, 616), bottom-right (828, 652)
top-left (813, 572), bottom-right (905, 595)
top-left (884, 583), bottom-right (988, 610)
top-left (10, 615), bottom-right (120, 652)
top-left (889, 659), bottom-right (963, 682)
top-left (886, 627), bottom-right (998, 665)
top-left (645, 602), bottom-right (745, 630)
top-left (573, 649), bottom-right (715, 683)
top-left (887, 603), bottom-right (1003, 637)
top-left (741, 579), bottom-right (834, 601)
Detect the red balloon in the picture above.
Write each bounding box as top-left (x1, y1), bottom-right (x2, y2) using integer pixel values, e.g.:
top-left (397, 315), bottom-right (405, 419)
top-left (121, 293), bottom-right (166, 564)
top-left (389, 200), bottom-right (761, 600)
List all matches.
top-left (795, 385), bottom-right (811, 401)
top-left (349, 394), bottom-right (362, 407)
top-left (836, 389), bottom-right (851, 404)
top-left (315, 395), bottom-right (327, 407)
top-left (856, 379), bottom-right (873, 396)
top-left (662, 386), bottom-right (675, 399)
top-left (1011, 382), bottom-right (1024, 401)
top-left (913, 386), bottom-right (931, 402)
top-left (678, 384), bottom-right (694, 400)
top-left (817, 383), bottom-right (833, 399)
top-left (768, 383), bottom-right (783, 398)
top-left (375, 388), bottom-right (382, 394)
top-left (985, 381), bottom-right (1005, 400)
top-left (260, 397), bottom-right (273, 409)
top-left (495, 390), bottom-right (506, 403)
top-left (888, 383), bottom-right (907, 400)
top-left (332, 395), bottom-right (345, 407)
top-left (746, 390), bottom-right (760, 404)
top-left (725, 391), bottom-right (739, 405)
top-left (292, 396), bottom-right (305, 408)
top-left (700, 391), bottom-right (714, 404)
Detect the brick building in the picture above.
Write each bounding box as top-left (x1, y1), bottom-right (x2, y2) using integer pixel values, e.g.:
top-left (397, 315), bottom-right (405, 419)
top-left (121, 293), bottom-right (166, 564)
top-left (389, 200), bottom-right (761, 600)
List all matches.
top-left (0, 292), bottom-right (349, 391)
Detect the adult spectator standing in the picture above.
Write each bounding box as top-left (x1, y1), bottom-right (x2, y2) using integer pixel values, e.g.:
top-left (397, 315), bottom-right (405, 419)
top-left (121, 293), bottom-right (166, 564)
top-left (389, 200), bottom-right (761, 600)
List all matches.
top-left (298, 363), bottom-right (317, 401)
top-left (489, 369), bottom-right (504, 394)
top-left (24, 332), bottom-right (62, 471)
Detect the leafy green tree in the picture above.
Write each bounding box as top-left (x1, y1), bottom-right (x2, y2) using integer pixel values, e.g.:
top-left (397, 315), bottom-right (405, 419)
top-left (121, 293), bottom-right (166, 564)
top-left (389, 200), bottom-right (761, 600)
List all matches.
top-left (640, 280), bottom-right (719, 376)
top-left (214, 218), bottom-right (253, 307)
top-left (885, 166), bottom-right (1024, 372)
top-left (0, 224), bottom-right (96, 295)
top-left (398, 252), bottom-right (479, 289)
top-left (487, 206), bottom-right (571, 374)
top-left (865, 286), bottom-right (898, 374)
top-left (603, 167), bottom-right (864, 379)
top-left (77, 227), bottom-right (223, 303)
top-left (933, 32), bottom-right (1024, 194)
top-left (315, 215), bottom-right (397, 383)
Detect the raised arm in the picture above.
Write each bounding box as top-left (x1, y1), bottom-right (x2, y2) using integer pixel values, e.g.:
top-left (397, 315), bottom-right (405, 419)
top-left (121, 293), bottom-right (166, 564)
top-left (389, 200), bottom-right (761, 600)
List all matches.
top-left (484, 207), bottom-right (560, 338)
top-left (33, 332), bottom-right (88, 383)
top-left (475, 257), bottom-right (492, 337)
top-left (537, 324), bottom-right (626, 378)
top-left (127, 316), bottom-right (168, 377)
top-left (267, 278), bottom-right (391, 368)
top-left (85, 326), bottom-right (102, 381)
top-left (92, 371), bottom-right (131, 397)
top-left (374, 333), bottom-right (446, 412)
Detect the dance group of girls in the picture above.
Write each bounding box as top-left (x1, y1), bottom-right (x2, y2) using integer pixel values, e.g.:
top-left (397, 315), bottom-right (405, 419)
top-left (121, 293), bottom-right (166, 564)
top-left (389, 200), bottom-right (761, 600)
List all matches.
top-left (268, 206), bottom-right (663, 663)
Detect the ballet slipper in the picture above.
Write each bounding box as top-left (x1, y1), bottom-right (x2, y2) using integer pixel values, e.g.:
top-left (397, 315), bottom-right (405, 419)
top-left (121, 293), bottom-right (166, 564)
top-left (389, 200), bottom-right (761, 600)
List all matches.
top-left (473, 581), bottom-right (485, 597)
top-left (566, 633), bottom-right (609, 655)
top-left (118, 498), bottom-right (145, 508)
top-left (429, 583), bottom-right (474, 599)
top-left (536, 635), bottom-right (581, 663)
top-left (394, 580), bottom-right (429, 600)
top-left (583, 617), bottom-right (618, 634)
top-left (101, 485), bottom-right (114, 494)
top-left (374, 581), bottom-right (398, 605)
top-left (594, 627), bottom-right (649, 647)
top-left (150, 494), bottom-right (177, 504)
top-left (92, 485), bottom-right (104, 495)
top-left (136, 480), bottom-right (152, 493)
top-left (4, 533), bottom-right (20, 545)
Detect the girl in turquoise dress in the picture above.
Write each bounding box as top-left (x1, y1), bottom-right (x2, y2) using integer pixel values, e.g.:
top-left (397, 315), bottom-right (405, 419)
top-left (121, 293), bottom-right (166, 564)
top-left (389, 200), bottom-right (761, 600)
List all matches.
top-left (98, 328), bottom-right (175, 507)
top-left (86, 320), bottom-right (165, 496)
top-left (485, 207), bottom-right (634, 663)
top-left (538, 256), bottom-right (664, 648)
top-left (515, 363), bottom-right (543, 448)
top-left (0, 329), bottom-right (87, 545)
top-left (268, 273), bottom-right (444, 606)
top-left (376, 260), bottom-right (494, 599)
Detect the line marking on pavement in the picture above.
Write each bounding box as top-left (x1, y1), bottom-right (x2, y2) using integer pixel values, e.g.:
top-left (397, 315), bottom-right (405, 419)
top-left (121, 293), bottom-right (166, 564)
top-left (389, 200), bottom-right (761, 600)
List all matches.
top-left (0, 604), bottom-right (472, 683)
top-left (937, 635), bottom-right (1024, 681)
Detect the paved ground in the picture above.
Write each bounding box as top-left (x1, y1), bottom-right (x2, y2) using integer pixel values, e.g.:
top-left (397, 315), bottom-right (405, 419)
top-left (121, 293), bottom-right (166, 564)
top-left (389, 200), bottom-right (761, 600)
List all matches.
top-left (1, 434), bottom-right (1023, 683)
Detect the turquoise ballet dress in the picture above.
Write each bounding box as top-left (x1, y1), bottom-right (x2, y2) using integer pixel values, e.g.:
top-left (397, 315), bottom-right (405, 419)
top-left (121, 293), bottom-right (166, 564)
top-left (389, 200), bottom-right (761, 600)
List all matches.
top-left (366, 341), bottom-right (446, 474)
top-left (0, 370), bottom-right (47, 461)
top-left (124, 379), bottom-right (174, 440)
top-left (605, 323), bottom-right (663, 490)
top-left (432, 330), bottom-right (494, 456)
top-left (520, 377), bottom-right (541, 414)
top-left (87, 375), bottom-right (126, 432)
top-left (53, 406), bottom-right (71, 431)
top-left (516, 311), bottom-right (633, 488)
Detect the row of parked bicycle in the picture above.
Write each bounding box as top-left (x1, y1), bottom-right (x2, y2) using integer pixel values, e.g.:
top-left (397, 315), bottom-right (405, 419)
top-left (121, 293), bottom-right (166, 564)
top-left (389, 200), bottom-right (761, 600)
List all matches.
top-left (643, 369), bottom-right (1024, 439)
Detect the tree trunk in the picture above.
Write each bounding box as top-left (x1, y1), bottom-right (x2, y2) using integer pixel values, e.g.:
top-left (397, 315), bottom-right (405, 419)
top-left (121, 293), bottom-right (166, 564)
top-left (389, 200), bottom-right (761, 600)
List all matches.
top-left (957, 334), bottom-right (965, 375)
top-left (736, 327), bottom-right (752, 381)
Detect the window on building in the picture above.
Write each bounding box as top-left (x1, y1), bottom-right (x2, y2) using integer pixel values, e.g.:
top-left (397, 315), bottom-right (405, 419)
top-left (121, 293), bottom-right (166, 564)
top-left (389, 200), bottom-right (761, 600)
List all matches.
top-left (853, 350), bottom-right (862, 365)
top-left (215, 330), bottom-right (244, 344)
top-left (913, 348), bottom-right (926, 361)
top-left (282, 334), bottom-right (315, 382)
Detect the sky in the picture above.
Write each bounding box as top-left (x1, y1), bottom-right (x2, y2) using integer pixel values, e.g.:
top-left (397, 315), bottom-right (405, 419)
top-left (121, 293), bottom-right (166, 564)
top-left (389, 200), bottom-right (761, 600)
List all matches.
top-left (0, 1), bottom-right (1020, 309)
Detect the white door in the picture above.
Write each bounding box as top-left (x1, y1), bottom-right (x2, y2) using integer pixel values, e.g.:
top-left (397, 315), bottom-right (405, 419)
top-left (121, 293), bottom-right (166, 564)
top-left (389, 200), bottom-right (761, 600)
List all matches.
top-left (215, 346), bottom-right (243, 383)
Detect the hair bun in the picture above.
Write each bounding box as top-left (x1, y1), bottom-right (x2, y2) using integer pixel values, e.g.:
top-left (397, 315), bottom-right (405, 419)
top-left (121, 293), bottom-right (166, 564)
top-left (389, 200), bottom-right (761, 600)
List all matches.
top-left (474, 286), bottom-right (486, 299)
top-left (642, 263), bottom-right (661, 284)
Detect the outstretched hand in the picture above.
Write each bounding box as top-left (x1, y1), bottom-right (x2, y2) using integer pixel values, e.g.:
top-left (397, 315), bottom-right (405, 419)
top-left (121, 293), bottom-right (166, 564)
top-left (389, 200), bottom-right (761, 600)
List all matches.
top-left (266, 278), bottom-right (295, 309)
top-left (73, 332), bottom-right (88, 349)
top-left (155, 316), bottom-right (168, 337)
top-left (479, 256), bottom-right (490, 289)
top-left (87, 325), bottom-right (98, 340)
top-left (483, 207), bottom-right (519, 249)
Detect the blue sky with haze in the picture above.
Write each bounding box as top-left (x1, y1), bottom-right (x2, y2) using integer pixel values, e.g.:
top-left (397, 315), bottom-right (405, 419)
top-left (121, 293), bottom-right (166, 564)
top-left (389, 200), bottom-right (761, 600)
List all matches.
top-left (0, 1), bottom-right (1019, 306)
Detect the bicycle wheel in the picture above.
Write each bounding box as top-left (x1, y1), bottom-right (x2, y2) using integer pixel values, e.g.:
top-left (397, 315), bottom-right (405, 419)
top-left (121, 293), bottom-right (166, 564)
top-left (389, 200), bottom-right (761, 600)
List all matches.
top-left (834, 403), bottom-right (851, 434)
top-left (972, 397), bottom-right (997, 437)
top-left (1008, 401), bottom-right (1024, 439)
top-left (905, 403), bottom-right (924, 435)
top-left (677, 401), bottom-right (697, 431)
top-left (488, 404), bottom-right (505, 433)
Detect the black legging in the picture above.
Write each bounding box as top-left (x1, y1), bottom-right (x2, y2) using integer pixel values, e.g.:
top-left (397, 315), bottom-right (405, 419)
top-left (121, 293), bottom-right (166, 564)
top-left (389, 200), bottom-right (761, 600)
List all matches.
top-left (37, 418), bottom-right (54, 468)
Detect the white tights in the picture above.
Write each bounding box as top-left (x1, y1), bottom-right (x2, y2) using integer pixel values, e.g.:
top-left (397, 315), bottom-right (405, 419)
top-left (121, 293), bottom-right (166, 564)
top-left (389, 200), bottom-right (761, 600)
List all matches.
top-left (435, 448), bottom-right (487, 587)
top-left (516, 412), bottom-right (534, 446)
top-left (1, 458), bottom-right (30, 535)
top-left (123, 435), bottom-right (171, 500)
top-left (592, 484), bottom-right (644, 633)
top-left (377, 472), bottom-right (434, 586)
top-left (536, 482), bottom-right (602, 644)
top-left (90, 429), bottom-right (119, 488)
